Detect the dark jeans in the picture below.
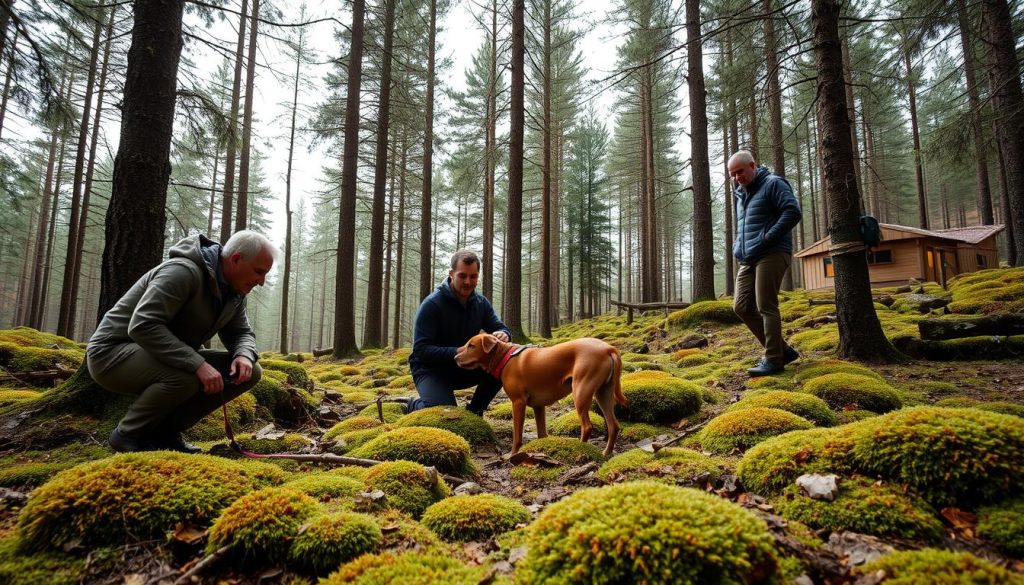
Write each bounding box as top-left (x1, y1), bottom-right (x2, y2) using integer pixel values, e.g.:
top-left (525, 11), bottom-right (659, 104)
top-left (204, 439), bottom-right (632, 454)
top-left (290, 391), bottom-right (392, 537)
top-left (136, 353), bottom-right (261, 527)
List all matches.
top-left (734, 252), bottom-right (792, 363)
top-left (409, 365), bottom-right (503, 415)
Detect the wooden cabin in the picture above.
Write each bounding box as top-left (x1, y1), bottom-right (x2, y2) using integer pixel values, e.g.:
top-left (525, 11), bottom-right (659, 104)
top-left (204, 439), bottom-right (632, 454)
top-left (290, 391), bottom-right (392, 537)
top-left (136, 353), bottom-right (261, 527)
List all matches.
top-left (794, 223), bottom-right (1004, 290)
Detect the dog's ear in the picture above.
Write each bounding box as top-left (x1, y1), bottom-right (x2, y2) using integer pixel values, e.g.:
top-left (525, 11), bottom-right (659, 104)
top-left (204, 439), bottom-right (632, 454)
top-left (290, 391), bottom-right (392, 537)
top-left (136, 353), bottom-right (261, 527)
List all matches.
top-left (481, 334), bottom-right (497, 353)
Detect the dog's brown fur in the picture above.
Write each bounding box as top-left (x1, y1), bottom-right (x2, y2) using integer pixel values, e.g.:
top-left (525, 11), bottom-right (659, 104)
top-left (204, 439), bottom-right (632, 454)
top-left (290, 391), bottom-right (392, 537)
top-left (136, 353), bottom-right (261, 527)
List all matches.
top-left (454, 333), bottom-right (625, 457)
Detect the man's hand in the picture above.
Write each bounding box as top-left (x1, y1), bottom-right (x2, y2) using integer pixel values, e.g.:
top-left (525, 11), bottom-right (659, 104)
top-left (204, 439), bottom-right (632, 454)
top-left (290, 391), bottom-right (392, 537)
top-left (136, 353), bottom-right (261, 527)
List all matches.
top-left (196, 362), bottom-right (225, 394)
top-left (493, 331), bottom-right (510, 342)
top-left (229, 356), bottom-right (254, 384)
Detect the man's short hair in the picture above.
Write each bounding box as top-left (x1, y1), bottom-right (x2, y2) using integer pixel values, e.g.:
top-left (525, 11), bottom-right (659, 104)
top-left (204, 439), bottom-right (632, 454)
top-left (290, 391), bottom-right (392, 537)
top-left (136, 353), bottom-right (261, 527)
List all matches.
top-left (222, 230), bottom-right (279, 262)
top-left (450, 249), bottom-right (481, 270)
top-left (729, 150), bottom-right (756, 166)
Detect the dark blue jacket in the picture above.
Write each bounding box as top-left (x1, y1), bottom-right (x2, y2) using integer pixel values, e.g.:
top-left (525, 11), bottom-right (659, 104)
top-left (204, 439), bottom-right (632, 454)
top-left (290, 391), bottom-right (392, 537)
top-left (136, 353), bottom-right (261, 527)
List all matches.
top-left (733, 166), bottom-right (802, 264)
top-left (409, 278), bottom-right (510, 375)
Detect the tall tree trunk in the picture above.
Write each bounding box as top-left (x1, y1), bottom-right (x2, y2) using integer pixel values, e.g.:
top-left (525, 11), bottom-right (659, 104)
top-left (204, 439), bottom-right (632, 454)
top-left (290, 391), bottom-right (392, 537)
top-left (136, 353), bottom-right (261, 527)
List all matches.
top-left (15, 204), bottom-right (36, 326)
top-left (993, 116), bottom-right (1015, 263)
top-left (0, 29), bottom-right (16, 141)
top-left (981, 0), bottom-right (1024, 264)
top-left (483, 0), bottom-right (498, 300)
top-left (839, 32), bottom-right (863, 203)
top-left (28, 92), bottom-right (65, 329)
top-left (812, 0), bottom-right (899, 362)
top-left (37, 128), bottom-right (69, 330)
top-left (219, 0), bottom-right (248, 243)
top-left (955, 0), bottom-right (993, 225)
top-left (418, 0), bottom-right (437, 301)
top-left (903, 46), bottom-right (928, 229)
top-left (57, 12), bottom-right (104, 337)
top-left (503, 0), bottom-right (526, 341)
top-left (538, 0), bottom-right (552, 338)
top-left (805, 117), bottom-right (819, 241)
top-left (234, 0), bottom-right (260, 233)
top-left (0, 0), bottom-right (13, 60)
top-left (363, 0), bottom-right (396, 348)
top-left (725, 31), bottom-right (738, 296)
top-left (687, 0), bottom-right (714, 301)
top-left (392, 132), bottom-right (408, 348)
top-left (763, 0), bottom-right (792, 290)
top-left (382, 132), bottom-right (397, 342)
top-left (280, 23), bottom-right (304, 355)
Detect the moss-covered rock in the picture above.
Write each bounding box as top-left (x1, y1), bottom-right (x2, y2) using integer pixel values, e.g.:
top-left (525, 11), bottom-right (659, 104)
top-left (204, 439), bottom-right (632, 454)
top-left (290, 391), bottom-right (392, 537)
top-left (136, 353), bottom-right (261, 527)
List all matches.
top-left (363, 461), bottom-right (451, 518)
top-left (616, 371), bottom-right (702, 424)
top-left (349, 427), bottom-right (475, 477)
top-left (249, 377), bottom-right (315, 422)
top-left (186, 392), bottom-right (258, 441)
top-left (549, 411), bottom-right (606, 436)
top-left (358, 401), bottom-right (407, 423)
top-left (282, 473), bottom-right (364, 502)
top-left (288, 511), bottom-right (383, 574)
top-left (17, 452), bottom-right (287, 551)
top-left (856, 549), bottom-right (1024, 584)
top-left (393, 406), bottom-right (495, 445)
top-left (736, 428), bottom-right (853, 496)
top-left (792, 360), bottom-right (885, 383)
top-left (519, 481), bottom-right (779, 584)
top-left (801, 373), bottom-right (902, 413)
top-left (934, 397), bottom-right (1024, 418)
top-left (666, 300), bottom-right (742, 330)
top-left (772, 477), bottom-right (942, 541)
top-left (261, 359), bottom-right (310, 386)
top-left (597, 447), bottom-right (726, 486)
top-left (420, 494), bottom-right (530, 541)
top-left (323, 416), bottom-right (385, 442)
top-left (233, 431), bottom-right (310, 454)
top-left (0, 536), bottom-right (84, 585)
top-left (206, 487), bottom-right (320, 564)
top-left (977, 498), bottom-right (1024, 557)
top-left (323, 551), bottom-right (498, 584)
top-left (698, 408), bottom-right (814, 454)
top-left (727, 391), bottom-right (836, 426)
top-left (328, 425), bottom-right (392, 454)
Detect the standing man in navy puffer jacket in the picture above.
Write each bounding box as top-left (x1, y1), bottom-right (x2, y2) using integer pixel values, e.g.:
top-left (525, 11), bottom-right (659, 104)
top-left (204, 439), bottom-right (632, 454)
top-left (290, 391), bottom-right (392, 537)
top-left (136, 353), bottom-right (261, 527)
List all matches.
top-left (408, 249), bottom-right (512, 415)
top-left (728, 150), bottom-right (803, 376)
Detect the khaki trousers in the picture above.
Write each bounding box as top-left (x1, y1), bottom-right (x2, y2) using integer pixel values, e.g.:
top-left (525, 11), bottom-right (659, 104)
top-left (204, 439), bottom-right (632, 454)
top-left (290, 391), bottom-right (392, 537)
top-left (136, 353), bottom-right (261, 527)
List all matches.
top-left (733, 252), bottom-right (791, 363)
top-left (87, 344), bottom-right (261, 436)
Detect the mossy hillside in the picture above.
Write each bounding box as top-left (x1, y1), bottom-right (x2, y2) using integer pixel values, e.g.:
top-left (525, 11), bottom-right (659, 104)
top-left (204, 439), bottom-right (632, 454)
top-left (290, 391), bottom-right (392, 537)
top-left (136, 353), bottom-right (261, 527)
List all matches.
top-left (358, 402), bottom-right (406, 423)
top-left (206, 487), bottom-right (320, 564)
top-left (393, 406), bottom-right (495, 445)
top-left (0, 536), bottom-right (84, 585)
top-left (0, 328), bottom-right (84, 378)
top-left (519, 481), bottom-right (780, 585)
top-left (261, 359), bottom-right (310, 386)
top-left (17, 452), bottom-right (288, 551)
top-left (282, 473), bottom-right (364, 502)
top-left (323, 551), bottom-right (501, 585)
top-left (616, 370), bottom-right (702, 424)
top-left (665, 300), bottom-right (741, 330)
top-left (597, 447), bottom-right (727, 486)
top-left (771, 477), bottom-right (943, 541)
top-left (857, 549), bottom-right (1024, 585)
top-left (727, 391), bottom-right (837, 426)
top-left (791, 360), bottom-right (886, 384)
top-left (935, 397), bottom-right (1024, 418)
top-left (549, 411), bottom-right (606, 436)
top-left (288, 512), bottom-right (383, 575)
top-left (233, 432), bottom-right (310, 454)
top-left (349, 427), bottom-right (475, 477)
top-left (510, 436), bottom-right (606, 482)
top-left (322, 416), bottom-right (385, 442)
top-left (801, 373), bottom-right (902, 413)
top-left (697, 407), bottom-right (814, 454)
top-left (0, 327), bottom-right (80, 350)
top-left (0, 389), bottom-right (42, 408)
top-left (977, 498), bottom-right (1024, 557)
top-left (736, 428), bottom-right (855, 495)
top-left (363, 461), bottom-right (451, 518)
top-left (185, 392), bottom-right (258, 441)
top-left (421, 494), bottom-right (530, 541)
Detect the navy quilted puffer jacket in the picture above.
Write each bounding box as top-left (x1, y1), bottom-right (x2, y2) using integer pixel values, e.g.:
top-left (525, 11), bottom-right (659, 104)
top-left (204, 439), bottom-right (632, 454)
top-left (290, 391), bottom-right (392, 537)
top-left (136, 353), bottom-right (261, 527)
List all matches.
top-left (732, 166), bottom-right (802, 265)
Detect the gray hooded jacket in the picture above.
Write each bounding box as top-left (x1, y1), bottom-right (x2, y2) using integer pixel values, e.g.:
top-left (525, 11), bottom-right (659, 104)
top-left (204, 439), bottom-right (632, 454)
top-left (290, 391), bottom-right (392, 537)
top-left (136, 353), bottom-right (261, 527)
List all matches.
top-left (87, 234), bottom-right (258, 375)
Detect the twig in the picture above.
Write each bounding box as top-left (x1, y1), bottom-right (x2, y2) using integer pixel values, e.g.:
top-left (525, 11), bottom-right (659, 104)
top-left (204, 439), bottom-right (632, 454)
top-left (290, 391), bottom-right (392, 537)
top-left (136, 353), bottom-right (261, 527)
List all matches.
top-left (172, 544), bottom-right (231, 585)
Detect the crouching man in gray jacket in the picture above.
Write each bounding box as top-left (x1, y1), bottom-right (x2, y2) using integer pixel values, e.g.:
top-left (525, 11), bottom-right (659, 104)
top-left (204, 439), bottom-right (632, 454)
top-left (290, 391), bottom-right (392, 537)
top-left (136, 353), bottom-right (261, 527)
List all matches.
top-left (87, 230), bottom-right (275, 453)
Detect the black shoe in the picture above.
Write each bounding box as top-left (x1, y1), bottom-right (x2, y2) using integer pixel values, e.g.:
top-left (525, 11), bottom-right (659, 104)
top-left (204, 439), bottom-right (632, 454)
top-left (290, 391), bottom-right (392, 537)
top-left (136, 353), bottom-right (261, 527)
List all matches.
top-left (747, 357), bottom-right (785, 377)
top-left (783, 346), bottom-right (800, 365)
top-left (108, 427), bottom-right (153, 453)
top-left (154, 432), bottom-right (202, 454)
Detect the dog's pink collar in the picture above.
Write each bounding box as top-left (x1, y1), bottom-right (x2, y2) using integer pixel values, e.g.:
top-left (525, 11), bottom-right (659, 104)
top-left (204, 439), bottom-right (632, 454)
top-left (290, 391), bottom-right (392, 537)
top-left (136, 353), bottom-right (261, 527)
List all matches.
top-left (491, 346), bottom-right (519, 379)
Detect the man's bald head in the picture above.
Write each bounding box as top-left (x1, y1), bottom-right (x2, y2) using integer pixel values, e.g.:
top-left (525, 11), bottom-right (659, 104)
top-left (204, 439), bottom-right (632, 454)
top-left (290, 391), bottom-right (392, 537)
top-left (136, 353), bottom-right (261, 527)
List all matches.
top-left (728, 150), bottom-right (758, 187)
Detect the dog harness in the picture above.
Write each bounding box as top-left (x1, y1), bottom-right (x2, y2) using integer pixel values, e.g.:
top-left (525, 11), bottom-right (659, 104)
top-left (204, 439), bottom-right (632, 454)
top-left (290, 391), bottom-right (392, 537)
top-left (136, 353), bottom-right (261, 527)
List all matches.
top-left (491, 344), bottom-right (533, 379)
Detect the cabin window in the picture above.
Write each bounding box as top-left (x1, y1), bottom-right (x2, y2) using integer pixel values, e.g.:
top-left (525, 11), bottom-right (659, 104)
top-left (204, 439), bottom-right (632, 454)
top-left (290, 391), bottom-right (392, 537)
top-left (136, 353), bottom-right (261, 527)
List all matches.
top-left (977, 254), bottom-right (988, 268)
top-left (867, 249), bottom-right (893, 264)
top-left (823, 257), bottom-right (834, 278)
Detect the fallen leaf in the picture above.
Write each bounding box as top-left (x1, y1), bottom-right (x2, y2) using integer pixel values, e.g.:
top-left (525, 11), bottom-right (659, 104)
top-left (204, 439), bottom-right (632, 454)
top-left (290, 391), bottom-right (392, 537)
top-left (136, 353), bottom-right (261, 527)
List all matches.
top-left (123, 575), bottom-right (146, 585)
top-left (171, 523), bottom-right (207, 545)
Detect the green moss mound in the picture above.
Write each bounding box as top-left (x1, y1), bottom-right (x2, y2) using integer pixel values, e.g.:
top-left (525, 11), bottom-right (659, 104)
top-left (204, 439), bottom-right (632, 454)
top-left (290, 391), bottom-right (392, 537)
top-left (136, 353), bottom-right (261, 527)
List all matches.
top-left (486, 401), bottom-right (534, 420)
top-left (666, 300), bottom-right (742, 330)
top-left (323, 551), bottom-right (498, 584)
top-left (393, 406), bottom-right (495, 445)
top-left (597, 448), bottom-right (726, 486)
top-left (288, 512), bottom-right (383, 575)
top-left (234, 432), bottom-right (310, 454)
top-left (329, 426), bottom-right (391, 454)
top-left (510, 437), bottom-right (606, 482)
top-left (736, 428), bottom-right (853, 495)
top-left (802, 373), bottom-right (902, 413)
top-left (617, 371), bottom-right (702, 424)
top-left (421, 494), bottom-right (530, 541)
top-left (792, 360), bottom-right (885, 383)
top-left (349, 427), bottom-right (475, 477)
top-left (0, 328), bottom-right (84, 378)
top-left (358, 402), bottom-right (406, 423)
top-left (727, 391), bottom-right (836, 426)
top-left (323, 416), bottom-right (385, 442)
top-left (372, 509), bottom-right (445, 552)
top-left (0, 389), bottom-right (42, 408)
top-left (363, 461), bottom-right (451, 518)
top-left (550, 411), bottom-right (606, 436)
top-left (618, 422), bottom-right (669, 442)
top-left (698, 408), bottom-right (814, 454)
top-left (0, 536), bottom-right (84, 585)
top-left (248, 377), bottom-right (314, 422)
top-left (17, 452), bottom-right (287, 551)
top-left (186, 392), bottom-right (258, 441)
top-left (207, 487), bottom-right (319, 564)
top-left (261, 359), bottom-right (310, 386)
top-left (835, 409), bottom-right (878, 425)
top-left (977, 498), bottom-right (1024, 557)
top-left (282, 473), bottom-right (364, 501)
top-left (519, 481), bottom-right (779, 584)
top-left (935, 397), bottom-right (1024, 418)
top-left (772, 477), bottom-right (942, 541)
top-left (857, 549), bottom-right (1024, 584)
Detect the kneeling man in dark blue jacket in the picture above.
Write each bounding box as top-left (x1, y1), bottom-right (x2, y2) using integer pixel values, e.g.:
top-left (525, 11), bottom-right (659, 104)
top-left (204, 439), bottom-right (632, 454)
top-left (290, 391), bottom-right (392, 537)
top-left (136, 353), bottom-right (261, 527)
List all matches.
top-left (729, 150), bottom-right (802, 376)
top-left (408, 250), bottom-right (512, 415)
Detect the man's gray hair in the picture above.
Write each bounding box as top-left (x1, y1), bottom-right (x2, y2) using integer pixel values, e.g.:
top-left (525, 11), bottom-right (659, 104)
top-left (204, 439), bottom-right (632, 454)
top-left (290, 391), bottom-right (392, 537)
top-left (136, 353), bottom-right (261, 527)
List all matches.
top-left (222, 230), bottom-right (279, 262)
top-left (729, 150), bottom-right (756, 166)
top-left (450, 249), bottom-right (481, 270)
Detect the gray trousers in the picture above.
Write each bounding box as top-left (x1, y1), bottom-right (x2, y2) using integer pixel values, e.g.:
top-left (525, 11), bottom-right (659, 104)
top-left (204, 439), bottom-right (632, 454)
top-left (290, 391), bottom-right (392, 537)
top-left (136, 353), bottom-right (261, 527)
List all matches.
top-left (734, 252), bottom-right (791, 363)
top-left (87, 344), bottom-right (261, 436)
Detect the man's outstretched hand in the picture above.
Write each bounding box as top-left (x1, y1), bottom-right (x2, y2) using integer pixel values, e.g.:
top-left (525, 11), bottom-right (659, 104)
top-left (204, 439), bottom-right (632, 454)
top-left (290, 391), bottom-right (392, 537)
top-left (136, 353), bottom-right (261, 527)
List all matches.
top-left (229, 356), bottom-right (254, 384)
top-left (493, 331), bottom-right (510, 342)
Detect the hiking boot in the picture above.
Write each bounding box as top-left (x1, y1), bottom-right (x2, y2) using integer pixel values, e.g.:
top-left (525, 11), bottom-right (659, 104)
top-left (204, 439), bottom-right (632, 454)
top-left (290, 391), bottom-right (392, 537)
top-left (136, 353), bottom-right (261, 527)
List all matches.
top-left (783, 346), bottom-right (800, 365)
top-left (154, 432), bottom-right (202, 454)
top-left (747, 357), bottom-right (785, 377)
top-left (108, 427), bottom-right (153, 453)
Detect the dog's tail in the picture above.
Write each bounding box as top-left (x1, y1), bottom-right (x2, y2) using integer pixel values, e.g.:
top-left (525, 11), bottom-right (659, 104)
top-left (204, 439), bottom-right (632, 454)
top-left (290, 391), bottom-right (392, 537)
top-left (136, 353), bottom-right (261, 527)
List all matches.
top-left (609, 349), bottom-right (626, 406)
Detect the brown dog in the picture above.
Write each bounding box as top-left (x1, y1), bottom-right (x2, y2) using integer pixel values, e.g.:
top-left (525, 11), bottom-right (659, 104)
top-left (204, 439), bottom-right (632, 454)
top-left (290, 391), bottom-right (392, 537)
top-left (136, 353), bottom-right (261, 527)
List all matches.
top-left (454, 333), bottom-right (625, 457)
